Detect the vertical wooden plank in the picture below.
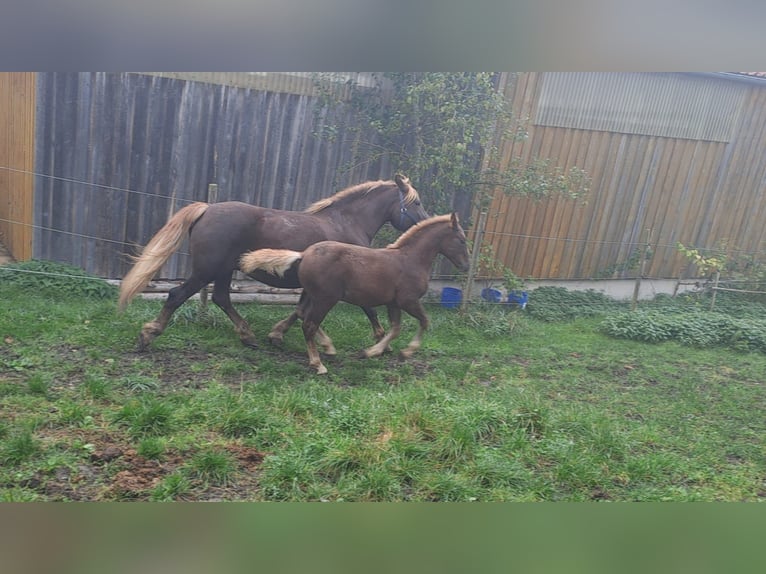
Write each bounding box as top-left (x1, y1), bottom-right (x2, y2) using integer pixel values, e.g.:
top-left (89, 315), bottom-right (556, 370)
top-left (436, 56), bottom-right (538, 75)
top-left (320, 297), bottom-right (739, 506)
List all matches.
top-left (0, 72), bottom-right (35, 261)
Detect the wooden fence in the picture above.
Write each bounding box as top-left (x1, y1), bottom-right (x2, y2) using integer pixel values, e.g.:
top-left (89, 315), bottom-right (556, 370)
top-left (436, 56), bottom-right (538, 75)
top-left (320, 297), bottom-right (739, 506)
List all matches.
top-left (30, 72), bottom-right (390, 279)
top-left (0, 72), bottom-right (35, 261)
top-left (3, 72), bottom-right (766, 282)
top-left (481, 72), bottom-right (766, 280)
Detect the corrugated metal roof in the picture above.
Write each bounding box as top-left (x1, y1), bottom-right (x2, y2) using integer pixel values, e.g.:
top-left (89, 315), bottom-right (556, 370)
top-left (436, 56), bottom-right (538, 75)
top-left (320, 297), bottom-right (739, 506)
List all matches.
top-left (536, 72), bottom-right (745, 142)
top-left (734, 72), bottom-right (766, 78)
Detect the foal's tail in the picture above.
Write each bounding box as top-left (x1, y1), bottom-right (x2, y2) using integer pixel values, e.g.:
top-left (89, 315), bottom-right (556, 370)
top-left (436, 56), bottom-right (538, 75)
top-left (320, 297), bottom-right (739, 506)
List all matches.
top-left (118, 202), bottom-right (210, 311)
top-left (240, 248), bottom-right (302, 278)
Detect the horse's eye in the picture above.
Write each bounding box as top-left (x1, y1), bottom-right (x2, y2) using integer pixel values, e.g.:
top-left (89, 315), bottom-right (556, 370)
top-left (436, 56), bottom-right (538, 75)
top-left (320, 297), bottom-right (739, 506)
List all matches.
top-left (414, 200), bottom-right (421, 206)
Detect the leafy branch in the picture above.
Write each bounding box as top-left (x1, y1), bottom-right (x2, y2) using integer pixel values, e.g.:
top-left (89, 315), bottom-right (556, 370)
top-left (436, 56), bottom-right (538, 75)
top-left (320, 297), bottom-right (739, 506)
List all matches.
top-left (312, 73), bottom-right (590, 217)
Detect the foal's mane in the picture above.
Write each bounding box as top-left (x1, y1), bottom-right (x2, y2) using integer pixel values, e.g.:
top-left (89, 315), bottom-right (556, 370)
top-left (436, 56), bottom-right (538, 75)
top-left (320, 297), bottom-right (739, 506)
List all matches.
top-left (386, 214), bottom-right (452, 249)
top-left (304, 179), bottom-right (420, 214)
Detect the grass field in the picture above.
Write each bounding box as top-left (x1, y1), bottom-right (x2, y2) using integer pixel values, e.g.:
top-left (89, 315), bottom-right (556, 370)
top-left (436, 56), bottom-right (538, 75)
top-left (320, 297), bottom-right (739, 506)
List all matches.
top-left (1, 273), bottom-right (765, 501)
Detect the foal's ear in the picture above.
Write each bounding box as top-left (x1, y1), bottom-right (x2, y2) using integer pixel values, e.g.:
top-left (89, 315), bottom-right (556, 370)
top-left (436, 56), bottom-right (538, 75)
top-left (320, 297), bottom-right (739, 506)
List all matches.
top-left (394, 173), bottom-right (410, 190)
top-left (451, 212), bottom-right (460, 229)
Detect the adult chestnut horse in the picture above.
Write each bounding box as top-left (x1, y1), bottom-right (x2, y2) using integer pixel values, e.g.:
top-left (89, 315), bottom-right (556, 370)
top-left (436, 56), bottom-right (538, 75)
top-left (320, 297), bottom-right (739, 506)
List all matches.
top-left (118, 175), bottom-right (429, 351)
top-left (240, 213), bottom-right (470, 374)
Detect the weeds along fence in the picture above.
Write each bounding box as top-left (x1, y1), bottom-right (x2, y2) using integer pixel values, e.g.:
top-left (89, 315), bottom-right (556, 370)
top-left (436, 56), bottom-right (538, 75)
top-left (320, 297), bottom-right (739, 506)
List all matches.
top-left (3, 173), bottom-right (766, 309)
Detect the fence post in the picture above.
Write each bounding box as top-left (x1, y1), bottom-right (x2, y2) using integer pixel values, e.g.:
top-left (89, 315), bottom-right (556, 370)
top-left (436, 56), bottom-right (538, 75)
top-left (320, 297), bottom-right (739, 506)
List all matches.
top-left (710, 270), bottom-right (720, 311)
top-left (199, 183), bottom-right (219, 310)
top-left (631, 228), bottom-right (652, 310)
top-left (461, 210), bottom-right (488, 312)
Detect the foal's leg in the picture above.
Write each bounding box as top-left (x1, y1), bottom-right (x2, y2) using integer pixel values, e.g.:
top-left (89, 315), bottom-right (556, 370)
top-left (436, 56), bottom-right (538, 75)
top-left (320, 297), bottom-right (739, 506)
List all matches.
top-left (362, 306), bottom-right (386, 342)
top-left (271, 298), bottom-right (383, 343)
top-left (399, 300), bottom-right (429, 359)
top-left (314, 328), bottom-right (337, 356)
top-left (267, 312), bottom-right (299, 345)
top-left (301, 298), bottom-right (335, 375)
top-left (269, 292), bottom-right (336, 354)
top-left (362, 305), bottom-right (401, 358)
top-left (268, 291), bottom-right (306, 344)
top-left (138, 275), bottom-right (207, 351)
top-left (211, 272), bottom-right (258, 348)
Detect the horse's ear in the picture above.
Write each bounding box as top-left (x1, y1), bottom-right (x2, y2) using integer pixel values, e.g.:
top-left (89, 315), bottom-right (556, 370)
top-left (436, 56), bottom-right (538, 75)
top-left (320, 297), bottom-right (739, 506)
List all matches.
top-left (394, 173), bottom-right (410, 191)
top-left (451, 212), bottom-right (460, 229)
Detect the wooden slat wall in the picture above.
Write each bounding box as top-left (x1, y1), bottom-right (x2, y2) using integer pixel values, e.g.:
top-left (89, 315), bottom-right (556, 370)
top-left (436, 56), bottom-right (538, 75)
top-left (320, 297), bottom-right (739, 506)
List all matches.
top-left (32, 73), bottom-right (390, 279)
top-left (481, 72), bottom-right (766, 280)
top-left (0, 72), bottom-right (35, 261)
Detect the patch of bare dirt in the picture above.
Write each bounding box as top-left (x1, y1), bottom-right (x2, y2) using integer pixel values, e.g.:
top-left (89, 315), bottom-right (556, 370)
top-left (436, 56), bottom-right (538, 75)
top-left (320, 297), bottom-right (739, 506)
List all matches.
top-left (16, 426), bottom-right (267, 501)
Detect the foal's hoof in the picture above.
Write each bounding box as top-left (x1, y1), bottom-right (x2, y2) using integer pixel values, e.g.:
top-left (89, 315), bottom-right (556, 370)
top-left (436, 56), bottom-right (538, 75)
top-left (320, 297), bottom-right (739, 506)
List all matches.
top-left (313, 364), bottom-right (328, 375)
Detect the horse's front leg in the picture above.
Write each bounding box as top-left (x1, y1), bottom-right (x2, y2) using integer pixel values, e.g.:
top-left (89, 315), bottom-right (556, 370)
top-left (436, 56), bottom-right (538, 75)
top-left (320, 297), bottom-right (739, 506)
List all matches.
top-left (399, 300), bottom-right (429, 360)
top-left (212, 275), bottom-right (258, 348)
top-left (362, 305), bottom-right (401, 358)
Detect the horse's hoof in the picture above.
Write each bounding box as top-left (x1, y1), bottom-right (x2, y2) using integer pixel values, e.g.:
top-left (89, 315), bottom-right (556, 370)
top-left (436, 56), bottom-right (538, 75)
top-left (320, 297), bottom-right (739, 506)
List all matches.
top-left (136, 333), bottom-right (150, 352)
top-left (240, 336), bottom-right (259, 349)
top-left (314, 364), bottom-right (328, 375)
top-left (267, 332), bottom-right (284, 347)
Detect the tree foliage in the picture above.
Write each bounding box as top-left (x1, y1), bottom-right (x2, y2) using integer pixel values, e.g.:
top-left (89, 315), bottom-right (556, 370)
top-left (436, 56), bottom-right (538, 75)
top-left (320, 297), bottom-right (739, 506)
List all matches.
top-left (313, 73), bottom-right (590, 218)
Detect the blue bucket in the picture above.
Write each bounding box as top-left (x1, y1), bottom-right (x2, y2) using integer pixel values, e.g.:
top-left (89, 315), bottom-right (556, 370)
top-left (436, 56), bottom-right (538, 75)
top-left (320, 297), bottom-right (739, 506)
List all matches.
top-left (440, 287), bottom-right (462, 308)
top-left (507, 290), bottom-right (528, 309)
top-left (480, 288), bottom-right (502, 303)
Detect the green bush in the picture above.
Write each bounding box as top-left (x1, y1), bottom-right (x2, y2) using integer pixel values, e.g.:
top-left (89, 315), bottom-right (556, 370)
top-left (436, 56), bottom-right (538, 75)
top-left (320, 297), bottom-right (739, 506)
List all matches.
top-left (600, 310), bottom-right (766, 353)
top-left (526, 287), bottom-right (626, 322)
top-left (0, 259), bottom-right (117, 299)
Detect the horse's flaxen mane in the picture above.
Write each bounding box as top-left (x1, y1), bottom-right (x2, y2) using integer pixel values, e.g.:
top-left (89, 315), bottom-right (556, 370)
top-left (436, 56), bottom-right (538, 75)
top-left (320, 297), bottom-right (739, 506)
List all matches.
top-left (304, 179), bottom-right (420, 214)
top-left (386, 214), bottom-right (452, 249)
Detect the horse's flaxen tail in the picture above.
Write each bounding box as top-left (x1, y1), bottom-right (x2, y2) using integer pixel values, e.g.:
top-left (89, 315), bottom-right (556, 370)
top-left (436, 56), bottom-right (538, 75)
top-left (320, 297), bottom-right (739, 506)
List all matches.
top-left (118, 202), bottom-right (210, 312)
top-left (240, 248), bottom-right (303, 277)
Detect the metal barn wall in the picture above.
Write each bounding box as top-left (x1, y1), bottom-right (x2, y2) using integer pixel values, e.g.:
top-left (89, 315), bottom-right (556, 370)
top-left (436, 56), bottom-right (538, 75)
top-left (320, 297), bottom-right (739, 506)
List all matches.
top-left (0, 72), bottom-right (35, 261)
top-left (33, 72), bottom-right (390, 279)
top-left (482, 72), bottom-right (766, 280)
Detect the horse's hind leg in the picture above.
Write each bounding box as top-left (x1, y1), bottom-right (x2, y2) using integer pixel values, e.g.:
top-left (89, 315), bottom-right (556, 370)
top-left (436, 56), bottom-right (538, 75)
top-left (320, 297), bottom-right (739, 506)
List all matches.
top-left (399, 300), bottom-right (429, 360)
top-left (138, 276), bottom-right (207, 351)
top-left (211, 273), bottom-right (258, 348)
top-left (362, 305), bottom-right (401, 358)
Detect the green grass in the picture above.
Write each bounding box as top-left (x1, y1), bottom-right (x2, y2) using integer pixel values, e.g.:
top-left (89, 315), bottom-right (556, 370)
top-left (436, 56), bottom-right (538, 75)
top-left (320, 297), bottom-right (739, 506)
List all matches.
top-left (0, 277), bottom-right (765, 501)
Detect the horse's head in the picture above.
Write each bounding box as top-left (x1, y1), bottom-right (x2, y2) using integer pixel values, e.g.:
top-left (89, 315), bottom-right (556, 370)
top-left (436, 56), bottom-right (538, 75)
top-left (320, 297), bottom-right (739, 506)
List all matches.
top-left (389, 174), bottom-right (429, 232)
top-left (441, 212), bottom-right (471, 271)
